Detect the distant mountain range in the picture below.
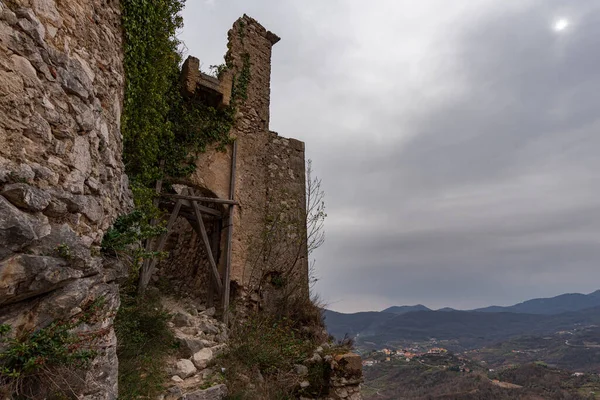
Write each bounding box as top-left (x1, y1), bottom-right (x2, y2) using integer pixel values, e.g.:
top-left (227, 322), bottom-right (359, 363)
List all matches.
top-left (381, 304), bottom-right (431, 314)
top-left (378, 290), bottom-right (600, 315)
top-left (324, 290), bottom-right (600, 349)
top-left (471, 290), bottom-right (600, 314)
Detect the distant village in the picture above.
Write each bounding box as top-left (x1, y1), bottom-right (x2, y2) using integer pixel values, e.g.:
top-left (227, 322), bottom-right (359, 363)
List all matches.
top-left (362, 346), bottom-right (450, 367)
top-left (361, 340), bottom-right (593, 379)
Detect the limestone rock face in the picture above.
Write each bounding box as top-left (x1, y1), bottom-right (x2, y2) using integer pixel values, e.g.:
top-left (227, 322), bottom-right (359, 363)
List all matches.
top-left (2, 183), bottom-right (51, 211)
top-left (0, 196), bottom-right (50, 258)
top-left (0, 0), bottom-right (131, 398)
top-left (0, 254), bottom-right (83, 305)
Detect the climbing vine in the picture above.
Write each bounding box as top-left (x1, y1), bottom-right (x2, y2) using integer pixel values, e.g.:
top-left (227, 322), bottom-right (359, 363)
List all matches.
top-left (120, 0), bottom-right (184, 185)
top-left (120, 0), bottom-right (247, 187)
top-left (231, 53), bottom-right (251, 102)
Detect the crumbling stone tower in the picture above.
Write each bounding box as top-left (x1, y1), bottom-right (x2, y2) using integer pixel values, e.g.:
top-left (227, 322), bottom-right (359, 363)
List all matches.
top-left (159, 15), bottom-right (309, 311)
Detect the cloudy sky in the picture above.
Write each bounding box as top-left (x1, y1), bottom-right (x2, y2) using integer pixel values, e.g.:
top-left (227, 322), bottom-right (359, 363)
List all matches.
top-left (181, 1), bottom-right (600, 313)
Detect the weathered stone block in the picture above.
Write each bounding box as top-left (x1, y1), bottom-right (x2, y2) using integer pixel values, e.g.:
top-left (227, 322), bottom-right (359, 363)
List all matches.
top-left (0, 196), bottom-right (49, 257)
top-left (2, 183), bottom-right (51, 211)
top-left (183, 384), bottom-right (227, 400)
top-left (0, 254), bottom-right (83, 306)
top-left (176, 333), bottom-right (207, 358)
top-left (175, 359), bottom-right (197, 379)
top-left (192, 348), bottom-right (213, 370)
top-left (334, 353), bottom-right (362, 377)
top-left (173, 312), bottom-right (195, 327)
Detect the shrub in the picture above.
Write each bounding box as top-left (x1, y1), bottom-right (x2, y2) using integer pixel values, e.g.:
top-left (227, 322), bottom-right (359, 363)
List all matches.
top-left (227, 314), bottom-right (311, 374)
top-left (0, 297), bottom-right (107, 398)
top-left (219, 313), bottom-right (313, 399)
top-left (115, 290), bottom-right (176, 399)
top-left (220, 296), bottom-right (335, 400)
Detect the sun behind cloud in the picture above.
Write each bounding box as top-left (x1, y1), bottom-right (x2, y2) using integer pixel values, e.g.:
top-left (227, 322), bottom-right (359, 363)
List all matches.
top-left (553, 18), bottom-right (569, 32)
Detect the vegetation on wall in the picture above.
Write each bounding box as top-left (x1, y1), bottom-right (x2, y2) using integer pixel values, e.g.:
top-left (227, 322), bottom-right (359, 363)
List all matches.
top-left (120, 0), bottom-right (248, 187)
top-left (120, 0), bottom-right (184, 185)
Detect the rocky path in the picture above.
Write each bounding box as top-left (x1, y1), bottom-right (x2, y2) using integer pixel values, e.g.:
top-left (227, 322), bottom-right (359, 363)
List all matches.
top-left (159, 297), bottom-right (228, 400)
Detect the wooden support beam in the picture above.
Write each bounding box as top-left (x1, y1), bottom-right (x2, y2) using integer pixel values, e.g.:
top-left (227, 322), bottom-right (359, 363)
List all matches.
top-left (162, 193), bottom-right (238, 205)
top-left (192, 200), bottom-right (223, 294)
top-left (159, 199), bottom-right (221, 217)
top-left (177, 211), bottom-right (219, 224)
top-left (178, 199), bottom-right (222, 217)
top-left (138, 199), bottom-right (183, 294)
top-left (207, 220), bottom-right (221, 308)
top-left (223, 140), bottom-right (237, 325)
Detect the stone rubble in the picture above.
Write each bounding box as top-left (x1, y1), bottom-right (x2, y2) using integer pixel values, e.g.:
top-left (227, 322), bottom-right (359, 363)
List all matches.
top-left (160, 297), bottom-right (228, 400)
top-left (159, 294), bottom-right (364, 400)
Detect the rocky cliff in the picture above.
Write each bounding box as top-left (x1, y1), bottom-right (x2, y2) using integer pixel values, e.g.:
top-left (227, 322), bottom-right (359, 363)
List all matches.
top-left (0, 0), bottom-right (131, 397)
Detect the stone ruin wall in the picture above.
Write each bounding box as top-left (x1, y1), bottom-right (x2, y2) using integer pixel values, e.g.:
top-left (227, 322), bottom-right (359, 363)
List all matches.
top-left (0, 0), bottom-right (130, 397)
top-left (164, 15), bottom-right (310, 308)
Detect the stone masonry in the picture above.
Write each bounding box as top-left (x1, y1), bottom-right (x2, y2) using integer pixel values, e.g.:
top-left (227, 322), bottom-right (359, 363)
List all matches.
top-left (0, 0), bottom-right (131, 398)
top-left (171, 15), bottom-right (309, 309)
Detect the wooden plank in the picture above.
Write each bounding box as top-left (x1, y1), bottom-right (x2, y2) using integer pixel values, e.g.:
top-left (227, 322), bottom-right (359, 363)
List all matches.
top-left (161, 198), bottom-right (221, 217)
top-left (223, 140), bottom-right (237, 324)
top-left (192, 200), bottom-right (223, 294)
top-left (207, 220), bottom-right (221, 308)
top-left (162, 193), bottom-right (238, 205)
top-left (138, 199), bottom-right (183, 294)
top-left (177, 211), bottom-right (219, 223)
top-left (181, 200), bottom-right (222, 217)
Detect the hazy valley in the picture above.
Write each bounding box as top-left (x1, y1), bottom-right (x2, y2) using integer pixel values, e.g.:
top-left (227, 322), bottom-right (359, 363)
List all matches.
top-left (326, 291), bottom-right (600, 399)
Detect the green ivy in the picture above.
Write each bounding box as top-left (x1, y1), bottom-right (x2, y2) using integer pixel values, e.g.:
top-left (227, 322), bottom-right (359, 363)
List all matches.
top-left (120, 0), bottom-right (183, 185)
top-left (120, 0), bottom-right (246, 186)
top-left (231, 53), bottom-right (251, 102)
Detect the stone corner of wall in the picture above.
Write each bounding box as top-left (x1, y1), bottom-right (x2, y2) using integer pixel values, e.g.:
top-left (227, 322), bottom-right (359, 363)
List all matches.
top-left (269, 131), bottom-right (306, 153)
top-left (233, 14), bottom-right (281, 46)
top-left (324, 352), bottom-right (363, 400)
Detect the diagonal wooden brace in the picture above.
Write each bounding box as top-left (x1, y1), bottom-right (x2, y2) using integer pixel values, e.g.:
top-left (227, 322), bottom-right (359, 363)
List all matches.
top-left (192, 200), bottom-right (223, 294)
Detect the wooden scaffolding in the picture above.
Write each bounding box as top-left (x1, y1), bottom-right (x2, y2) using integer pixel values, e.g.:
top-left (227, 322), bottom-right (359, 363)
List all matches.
top-left (138, 141), bottom-right (238, 324)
